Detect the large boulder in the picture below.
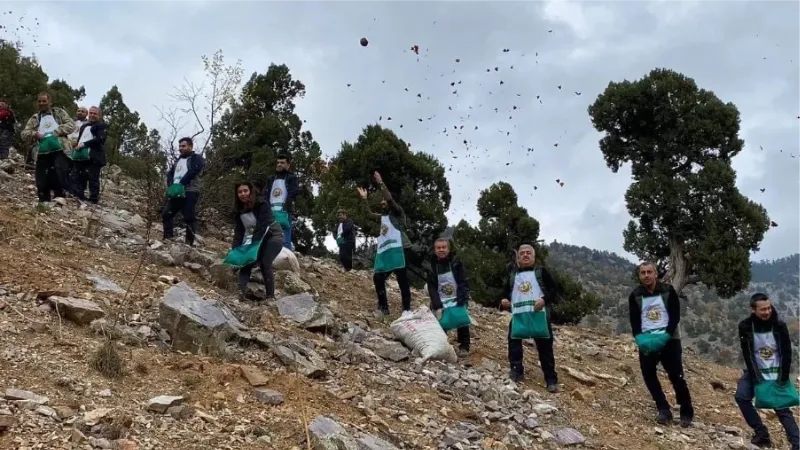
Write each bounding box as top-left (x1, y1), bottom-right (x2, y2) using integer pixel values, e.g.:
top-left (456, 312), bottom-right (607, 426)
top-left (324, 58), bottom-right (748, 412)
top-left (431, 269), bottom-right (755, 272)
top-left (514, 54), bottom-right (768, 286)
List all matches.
top-left (273, 247), bottom-right (300, 272)
top-left (158, 282), bottom-right (250, 356)
top-left (276, 271), bottom-right (311, 294)
top-left (276, 293), bottom-right (337, 333)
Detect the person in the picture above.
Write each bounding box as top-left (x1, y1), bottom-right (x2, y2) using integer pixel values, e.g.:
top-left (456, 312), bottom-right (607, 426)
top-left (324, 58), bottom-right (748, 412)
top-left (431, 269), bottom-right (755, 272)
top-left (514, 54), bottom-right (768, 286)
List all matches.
top-left (162, 137), bottom-right (205, 246)
top-left (735, 293), bottom-right (799, 450)
top-left (426, 237), bottom-right (470, 358)
top-left (499, 244), bottom-right (559, 392)
top-left (68, 107), bottom-right (88, 147)
top-left (334, 209), bottom-right (356, 271)
top-left (0, 100), bottom-right (16, 160)
top-left (263, 152), bottom-right (300, 250)
top-left (357, 171), bottom-right (413, 317)
top-left (20, 92), bottom-right (76, 202)
top-left (232, 182), bottom-right (284, 301)
top-left (628, 261), bottom-right (694, 427)
top-left (71, 106), bottom-right (107, 204)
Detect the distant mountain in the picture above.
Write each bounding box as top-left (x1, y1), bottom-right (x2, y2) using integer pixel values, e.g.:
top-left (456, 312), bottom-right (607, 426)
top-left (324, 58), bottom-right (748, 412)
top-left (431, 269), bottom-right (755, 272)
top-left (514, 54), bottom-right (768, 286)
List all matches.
top-left (545, 242), bottom-right (800, 369)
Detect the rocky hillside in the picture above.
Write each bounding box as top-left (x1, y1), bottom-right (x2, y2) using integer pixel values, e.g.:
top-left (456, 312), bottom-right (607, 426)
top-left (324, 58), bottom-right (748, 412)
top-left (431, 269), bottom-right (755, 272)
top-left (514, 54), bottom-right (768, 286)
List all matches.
top-left (546, 242), bottom-right (800, 368)
top-left (0, 151), bottom-right (796, 450)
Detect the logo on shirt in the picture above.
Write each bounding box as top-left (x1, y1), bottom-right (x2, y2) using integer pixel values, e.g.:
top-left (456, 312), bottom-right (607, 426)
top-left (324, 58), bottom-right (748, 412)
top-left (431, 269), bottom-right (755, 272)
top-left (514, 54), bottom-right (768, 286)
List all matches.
top-left (645, 306), bottom-right (662, 322)
top-left (380, 223), bottom-right (389, 236)
top-left (272, 187), bottom-right (283, 198)
top-left (518, 281), bottom-right (532, 293)
top-left (440, 283), bottom-right (455, 297)
top-left (759, 345), bottom-right (776, 361)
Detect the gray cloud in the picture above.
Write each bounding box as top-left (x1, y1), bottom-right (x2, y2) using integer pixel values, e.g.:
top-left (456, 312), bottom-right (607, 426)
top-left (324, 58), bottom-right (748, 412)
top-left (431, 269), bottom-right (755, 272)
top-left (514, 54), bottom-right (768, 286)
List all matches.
top-left (6, 0), bottom-right (797, 261)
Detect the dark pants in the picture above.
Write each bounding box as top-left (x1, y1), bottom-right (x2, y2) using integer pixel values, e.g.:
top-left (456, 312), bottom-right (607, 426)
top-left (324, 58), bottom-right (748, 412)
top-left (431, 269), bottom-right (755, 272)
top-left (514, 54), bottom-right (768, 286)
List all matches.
top-left (508, 321), bottom-right (558, 385)
top-left (639, 339), bottom-right (694, 418)
top-left (281, 219), bottom-right (293, 250)
top-left (71, 160), bottom-right (102, 203)
top-left (162, 191), bottom-right (199, 246)
top-left (735, 371), bottom-right (800, 449)
top-left (373, 267), bottom-right (411, 313)
top-left (237, 231), bottom-right (284, 299)
top-left (339, 241), bottom-right (354, 271)
top-left (35, 151), bottom-right (71, 202)
top-left (452, 326), bottom-right (470, 351)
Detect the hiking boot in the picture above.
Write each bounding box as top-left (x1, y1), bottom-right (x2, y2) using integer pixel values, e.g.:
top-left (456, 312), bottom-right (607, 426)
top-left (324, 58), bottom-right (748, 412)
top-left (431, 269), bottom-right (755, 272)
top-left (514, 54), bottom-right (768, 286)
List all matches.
top-left (750, 434), bottom-right (772, 448)
top-left (457, 348), bottom-right (469, 359)
top-left (509, 368), bottom-right (524, 383)
top-left (679, 416), bottom-right (692, 428)
top-left (655, 410), bottom-right (673, 425)
top-left (546, 384), bottom-right (559, 393)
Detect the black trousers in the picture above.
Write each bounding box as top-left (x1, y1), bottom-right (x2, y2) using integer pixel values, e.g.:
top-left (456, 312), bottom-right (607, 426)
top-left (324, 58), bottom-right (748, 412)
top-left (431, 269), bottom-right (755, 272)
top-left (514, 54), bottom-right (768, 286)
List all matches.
top-left (35, 151), bottom-right (70, 202)
top-left (452, 326), bottom-right (470, 351)
top-left (338, 241), bottom-right (354, 271)
top-left (162, 191), bottom-right (199, 246)
top-left (373, 267), bottom-right (411, 313)
top-left (71, 160), bottom-right (102, 203)
top-left (507, 321), bottom-right (558, 385)
top-left (237, 231), bottom-right (284, 298)
top-left (638, 338), bottom-right (694, 417)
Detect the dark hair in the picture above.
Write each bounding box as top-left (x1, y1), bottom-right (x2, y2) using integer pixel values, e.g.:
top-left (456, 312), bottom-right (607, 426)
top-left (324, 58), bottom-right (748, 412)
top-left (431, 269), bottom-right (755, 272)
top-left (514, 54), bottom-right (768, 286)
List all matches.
top-left (178, 137), bottom-right (194, 147)
top-left (234, 182), bottom-right (258, 213)
top-left (37, 92), bottom-right (51, 100)
top-left (276, 152), bottom-right (292, 162)
top-left (750, 292), bottom-right (769, 306)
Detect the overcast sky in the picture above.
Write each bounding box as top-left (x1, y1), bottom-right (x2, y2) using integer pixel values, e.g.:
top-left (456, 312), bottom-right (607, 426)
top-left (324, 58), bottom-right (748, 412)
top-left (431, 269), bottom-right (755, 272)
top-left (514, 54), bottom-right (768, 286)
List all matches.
top-left (4, 1), bottom-right (798, 262)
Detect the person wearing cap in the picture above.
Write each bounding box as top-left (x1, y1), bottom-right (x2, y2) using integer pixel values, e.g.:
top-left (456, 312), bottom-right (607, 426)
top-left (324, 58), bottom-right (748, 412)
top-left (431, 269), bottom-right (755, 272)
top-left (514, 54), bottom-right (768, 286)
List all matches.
top-left (334, 208), bottom-right (356, 271)
top-left (628, 261), bottom-right (694, 427)
top-left (735, 292), bottom-right (799, 450)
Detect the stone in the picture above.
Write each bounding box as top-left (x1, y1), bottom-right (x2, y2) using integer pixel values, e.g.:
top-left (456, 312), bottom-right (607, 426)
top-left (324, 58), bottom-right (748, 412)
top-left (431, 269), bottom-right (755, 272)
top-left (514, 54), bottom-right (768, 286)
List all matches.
top-left (252, 388), bottom-right (284, 406)
top-left (532, 403), bottom-right (558, 415)
top-left (47, 296), bottom-right (105, 326)
top-left (357, 434), bottom-right (400, 450)
top-left (276, 270), bottom-right (311, 294)
top-left (158, 282), bottom-right (250, 356)
top-left (167, 405), bottom-right (194, 420)
top-left (0, 415), bottom-right (16, 432)
top-left (53, 406), bottom-right (75, 419)
top-left (570, 388), bottom-right (593, 402)
top-left (552, 428), bottom-right (585, 446)
top-left (276, 293), bottom-right (337, 333)
top-left (564, 366), bottom-right (596, 386)
top-left (86, 272), bottom-right (125, 293)
top-left (240, 366), bottom-right (269, 386)
top-left (362, 337), bottom-right (410, 362)
top-left (84, 408), bottom-right (115, 426)
top-left (308, 416), bottom-right (358, 450)
top-left (4, 388), bottom-right (49, 404)
top-left (147, 395), bottom-right (184, 414)
top-left (271, 340), bottom-right (328, 379)
top-left (150, 251), bottom-right (175, 267)
top-left (208, 261), bottom-right (236, 290)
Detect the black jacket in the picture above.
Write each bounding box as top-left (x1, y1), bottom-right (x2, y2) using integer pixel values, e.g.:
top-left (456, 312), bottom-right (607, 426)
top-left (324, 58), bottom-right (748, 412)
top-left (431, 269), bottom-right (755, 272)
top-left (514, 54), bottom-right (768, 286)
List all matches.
top-left (501, 266), bottom-right (558, 306)
top-left (334, 218), bottom-right (356, 244)
top-left (739, 308), bottom-right (792, 383)
top-left (628, 283), bottom-right (680, 339)
top-left (167, 152), bottom-right (205, 191)
top-left (263, 171), bottom-right (300, 214)
top-left (0, 109), bottom-right (15, 133)
top-left (426, 252), bottom-right (469, 309)
top-left (232, 199), bottom-right (281, 248)
top-left (76, 121), bottom-right (108, 166)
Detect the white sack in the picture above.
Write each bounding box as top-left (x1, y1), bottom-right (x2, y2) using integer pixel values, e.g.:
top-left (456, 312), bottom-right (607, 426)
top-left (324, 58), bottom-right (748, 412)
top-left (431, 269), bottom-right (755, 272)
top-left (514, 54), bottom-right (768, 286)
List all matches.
top-left (390, 307), bottom-right (457, 364)
top-left (272, 247), bottom-right (300, 272)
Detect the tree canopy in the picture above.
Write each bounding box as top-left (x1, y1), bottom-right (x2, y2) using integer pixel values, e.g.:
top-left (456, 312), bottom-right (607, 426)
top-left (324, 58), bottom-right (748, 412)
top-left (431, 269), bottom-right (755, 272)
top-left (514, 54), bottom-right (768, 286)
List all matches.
top-left (588, 68), bottom-right (770, 296)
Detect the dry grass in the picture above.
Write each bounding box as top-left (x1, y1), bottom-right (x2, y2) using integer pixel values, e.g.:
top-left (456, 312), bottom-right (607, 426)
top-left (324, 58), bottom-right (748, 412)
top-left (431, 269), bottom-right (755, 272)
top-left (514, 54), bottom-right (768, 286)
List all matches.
top-left (90, 339), bottom-right (126, 379)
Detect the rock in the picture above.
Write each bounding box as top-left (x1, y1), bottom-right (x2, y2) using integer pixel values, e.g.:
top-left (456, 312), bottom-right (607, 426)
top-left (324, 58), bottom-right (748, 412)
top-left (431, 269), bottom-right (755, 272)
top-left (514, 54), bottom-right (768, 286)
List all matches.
top-left (146, 395), bottom-right (184, 414)
top-left (252, 388), bottom-right (284, 406)
top-left (357, 434), bottom-right (400, 450)
top-left (570, 388), bottom-right (593, 402)
top-left (167, 405), bottom-right (194, 420)
top-left (86, 272), bottom-right (125, 293)
top-left (564, 366), bottom-right (596, 386)
top-left (276, 270), bottom-right (311, 294)
top-left (271, 340), bottom-right (328, 379)
top-left (4, 388), bottom-right (49, 404)
top-left (276, 293), bottom-right (337, 333)
top-left (158, 282), bottom-right (250, 356)
top-left (308, 416), bottom-right (358, 450)
top-left (150, 251), bottom-right (175, 267)
top-left (240, 366), bottom-right (269, 387)
top-left (552, 428), bottom-right (585, 446)
top-left (710, 379), bottom-right (726, 391)
top-left (208, 261), bottom-right (236, 290)
top-left (158, 275), bottom-right (179, 285)
top-left (532, 403), bottom-right (558, 415)
top-left (47, 296), bottom-right (105, 326)
top-left (273, 247), bottom-right (300, 272)
top-left (53, 406), bottom-right (74, 419)
top-left (362, 337), bottom-right (410, 362)
top-left (0, 415), bottom-right (14, 433)
top-left (84, 407), bottom-right (115, 426)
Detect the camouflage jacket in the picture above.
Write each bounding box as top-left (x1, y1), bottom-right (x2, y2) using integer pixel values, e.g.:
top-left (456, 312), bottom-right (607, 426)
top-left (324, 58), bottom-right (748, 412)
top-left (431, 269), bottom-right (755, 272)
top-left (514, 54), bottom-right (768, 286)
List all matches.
top-left (20, 107), bottom-right (76, 155)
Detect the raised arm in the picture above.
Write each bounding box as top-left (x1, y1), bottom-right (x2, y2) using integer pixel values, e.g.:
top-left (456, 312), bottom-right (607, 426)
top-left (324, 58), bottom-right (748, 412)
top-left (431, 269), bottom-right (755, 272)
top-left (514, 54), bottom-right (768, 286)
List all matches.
top-left (357, 187), bottom-right (381, 221)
